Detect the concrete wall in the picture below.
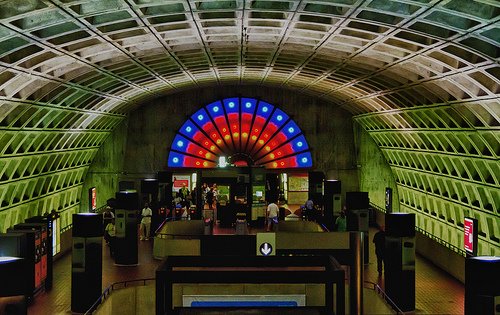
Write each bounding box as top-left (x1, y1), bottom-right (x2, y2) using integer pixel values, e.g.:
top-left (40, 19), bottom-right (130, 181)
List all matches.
top-left (416, 232), bottom-right (465, 283)
top-left (80, 119), bottom-right (128, 211)
top-left (120, 86), bottom-right (359, 201)
top-left (355, 123), bottom-right (399, 212)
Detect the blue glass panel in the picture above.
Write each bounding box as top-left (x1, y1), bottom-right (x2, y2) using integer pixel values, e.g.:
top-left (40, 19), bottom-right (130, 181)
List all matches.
top-left (292, 135), bottom-right (309, 151)
top-left (206, 100), bottom-right (225, 119)
top-left (223, 97), bottom-right (240, 114)
top-left (172, 134), bottom-right (189, 153)
top-left (241, 97), bottom-right (257, 114)
top-left (283, 121), bottom-right (300, 138)
top-left (191, 108), bottom-right (211, 127)
top-left (297, 151), bottom-right (313, 167)
top-left (269, 108), bottom-right (289, 128)
top-left (256, 101), bottom-right (274, 119)
top-left (179, 120), bottom-right (198, 137)
top-left (167, 151), bottom-right (184, 167)
top-left (191, 301), bottom-right (298, 307)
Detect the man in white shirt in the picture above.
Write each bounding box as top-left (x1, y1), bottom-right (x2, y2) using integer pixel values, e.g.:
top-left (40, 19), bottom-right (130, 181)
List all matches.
top-left (140, 203), bottom-right (152, 240)
top-left (266, 200), bottom-right (279, 232)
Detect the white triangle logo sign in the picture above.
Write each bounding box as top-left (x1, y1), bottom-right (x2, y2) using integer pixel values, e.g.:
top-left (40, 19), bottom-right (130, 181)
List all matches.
top-left (260, 242), bottom-right (272, 256)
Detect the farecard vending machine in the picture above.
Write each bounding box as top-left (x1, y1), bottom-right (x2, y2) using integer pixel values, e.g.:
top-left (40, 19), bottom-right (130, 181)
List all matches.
top-left (114, 209), bottom-right (138, 265)
top-left (14, 223), bottom-right (48, 291)
top-left (5, 228), bottom-right (41, 304)
top-left (25, 215), bottom-right (57, 290)
top-left (114, 191), bottom-right (139, 265)
top-left (385, 213), bottom-right (416, 313)
top-left (71, 213), bottom-right (103, 313)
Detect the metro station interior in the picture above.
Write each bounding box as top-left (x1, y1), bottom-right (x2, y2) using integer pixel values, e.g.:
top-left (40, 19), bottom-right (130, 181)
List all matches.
top-left (0, 0), bottom-right (499, 314)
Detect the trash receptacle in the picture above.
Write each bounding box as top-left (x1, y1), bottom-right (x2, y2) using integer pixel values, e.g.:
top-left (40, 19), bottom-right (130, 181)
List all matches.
top-left (204, 218), bottom-right (213, 235)
top-left (235, 219), bottom-right (248, 235)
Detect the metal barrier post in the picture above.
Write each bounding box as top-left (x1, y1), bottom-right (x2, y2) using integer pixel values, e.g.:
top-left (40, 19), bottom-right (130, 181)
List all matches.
top-left (350, 231), bottom-right (364, 315)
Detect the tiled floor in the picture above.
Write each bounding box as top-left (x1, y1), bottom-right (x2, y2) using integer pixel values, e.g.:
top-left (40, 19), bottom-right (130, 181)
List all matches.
top-left (27, 225), bottom-right (464, 314)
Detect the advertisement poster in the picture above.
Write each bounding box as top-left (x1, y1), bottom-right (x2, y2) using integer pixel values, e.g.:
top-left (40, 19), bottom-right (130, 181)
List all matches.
top-left (464, 217), bottom-right (474, 254)
top-left (288, 175), bottom-right (308, 192)
top-left (89, 187), bottom-right (97, 212)
top-left (172, 175), bottom-right (190, 192)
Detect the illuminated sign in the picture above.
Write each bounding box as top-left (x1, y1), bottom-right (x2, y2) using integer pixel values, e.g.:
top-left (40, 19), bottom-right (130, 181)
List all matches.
top-left (385, 187), bottom-right (392, 213)
top-left (172, 175), bottom-right (190, 193)
top-left (168, 97), bottom-right (312, 169)
top-left (464, 217), bottom-right (478, 256)
top-left (89, 187), bottom-right (97, 212)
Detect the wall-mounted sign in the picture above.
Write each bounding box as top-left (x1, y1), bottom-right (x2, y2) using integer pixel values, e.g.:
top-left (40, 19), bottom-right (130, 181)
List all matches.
top-left (89, 187), bottom-right (97, 212)
top-left (256, 233), bottom-right (275, 256)
top-left (385, 187), bottom-right (392, 213)
top-left (464, 217), bottom-right (478, 256)
top-left (172, 175), bottom-right (190, 191)
top-left (167, 97), bottom-right (312, 169)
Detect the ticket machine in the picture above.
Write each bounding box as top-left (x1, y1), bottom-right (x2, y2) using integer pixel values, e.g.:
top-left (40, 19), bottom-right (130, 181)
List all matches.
top-left (385, 213), bottom-right (416, 312)
top-left (71, 213), bottom-right (102, 313)
top-left (14, 223), bottom-right (48, 290)
top-left (25, 215), bottom-right (56, 290)
top-left (4, 229), bottom-right (40, 304)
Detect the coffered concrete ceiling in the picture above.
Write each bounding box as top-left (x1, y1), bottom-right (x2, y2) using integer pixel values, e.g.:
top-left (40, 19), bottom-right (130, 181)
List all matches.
top-left (0, 0), bottom-right (498, 254)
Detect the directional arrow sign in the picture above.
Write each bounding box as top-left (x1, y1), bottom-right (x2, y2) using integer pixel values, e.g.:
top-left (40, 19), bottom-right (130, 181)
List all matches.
top-left (260, 242), bottom-right (273, 256)
top-left (256, 233), bottom-right (275, 256)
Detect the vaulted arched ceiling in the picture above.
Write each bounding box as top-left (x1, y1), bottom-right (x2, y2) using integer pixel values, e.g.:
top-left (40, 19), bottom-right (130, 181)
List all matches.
top-left (0, 0), bottom-right (498, 254)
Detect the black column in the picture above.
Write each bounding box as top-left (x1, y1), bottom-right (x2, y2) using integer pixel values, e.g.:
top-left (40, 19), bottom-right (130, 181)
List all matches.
top-left (385, 213), bottom-right (415, 312)
top-left (323, 180), bottom-right (341, 230)
top-left (465, 256), bottom-right (500, 315)
top-left (308, 171), bottom-right (324, 208)
top-left (114, 191), bottom-right (139, 265)
top-left (114, 209), bottom-right (138, 265)
top-left (71, 213), bottom-right (103, 313)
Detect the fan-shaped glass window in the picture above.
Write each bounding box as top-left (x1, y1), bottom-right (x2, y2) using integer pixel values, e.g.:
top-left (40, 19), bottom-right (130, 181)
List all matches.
top-left (168, 97), bottom-right (312, 169)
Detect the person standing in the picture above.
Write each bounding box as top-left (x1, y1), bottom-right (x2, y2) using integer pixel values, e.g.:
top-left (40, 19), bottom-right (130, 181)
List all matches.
top-left (304, 199), bottom-right (315, 221)
top-left (266, 200), bottom-right (279, 232)
top-left (206, 188), bottom-right (214, 210)
top-left (201, 183), bottom-right (209, 205)
top-left (373, 225), bottom-right (386, 276)
top-left (335, 210), bottom-right (347, 232)
top-left (179, 183), bottom-right (190, 208)
top-left (140, 202), bottom-right (152, 240)
top-left (104, 218), bottom-right (116, 257)
top-left (102, 206), bottom-right (114, 232)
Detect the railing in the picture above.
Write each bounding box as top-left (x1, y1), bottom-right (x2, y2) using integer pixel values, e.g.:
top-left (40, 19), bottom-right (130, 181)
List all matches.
top-left (84, 278), bottom-right (155, 315)
top-left (94, 204), bottom-right (109, 214)
top-left (154, 217), bottom-right (174, 235)
top-left (370, 203), bottom-right (466, 257)
top-left (155, 232), bottom-right (203, 240)
top-left (60, 224), bottom-right (72, 233)
top-left (364, 280), bottom-right (406, 314)
top-left (415, 226), bottom-right (466, 256)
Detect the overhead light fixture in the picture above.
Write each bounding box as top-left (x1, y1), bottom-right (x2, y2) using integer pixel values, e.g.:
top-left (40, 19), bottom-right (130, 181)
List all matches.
top-left (219, 156), bottom-right (227, 168)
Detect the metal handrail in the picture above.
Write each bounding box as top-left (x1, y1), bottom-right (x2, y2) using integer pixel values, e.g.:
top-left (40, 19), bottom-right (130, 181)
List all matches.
top-left (363, 280), bottom-right (406, 314)
top-left (415, 226), bottom-right (466, 256)
top-left (84, 278), bottom-right (155, 315)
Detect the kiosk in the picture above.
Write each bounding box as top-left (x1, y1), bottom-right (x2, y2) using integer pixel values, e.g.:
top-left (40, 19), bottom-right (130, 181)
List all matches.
top-left (71, 213), bottom-right (102, 313)
top-left (385, 213), bottom-right (416, 312)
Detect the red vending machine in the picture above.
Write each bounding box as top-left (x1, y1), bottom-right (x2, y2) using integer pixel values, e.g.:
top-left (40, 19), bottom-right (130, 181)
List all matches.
top-left (15, 223), bottom-right (48, 285)
top-left (25, 215), bottom-right (56, 290)
top-left (4, 229), bottom-right (40, 303)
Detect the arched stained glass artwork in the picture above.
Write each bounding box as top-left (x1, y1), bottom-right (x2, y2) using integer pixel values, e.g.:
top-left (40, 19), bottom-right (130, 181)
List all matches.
top-left (168, 97), bottom-right (312, 169)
